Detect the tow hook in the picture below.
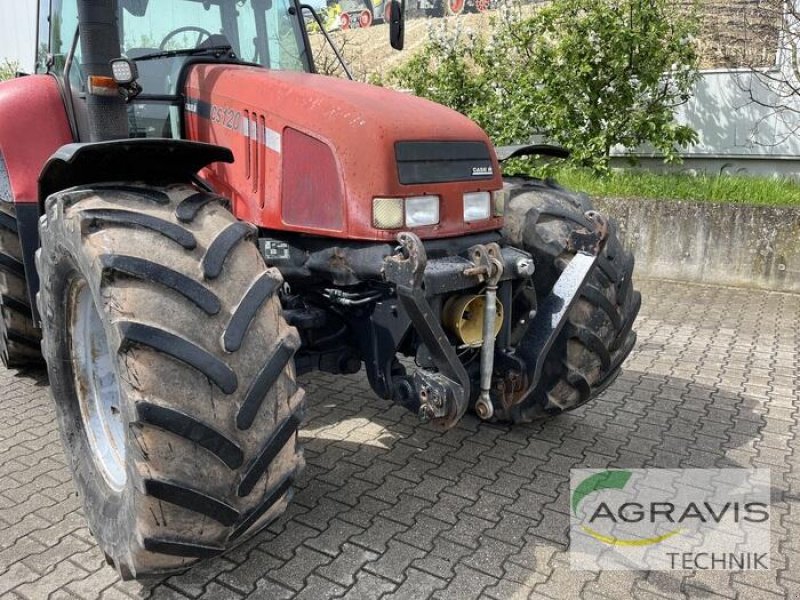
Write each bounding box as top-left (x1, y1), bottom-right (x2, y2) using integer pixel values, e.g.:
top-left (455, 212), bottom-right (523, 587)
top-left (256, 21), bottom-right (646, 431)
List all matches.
top-left (465, 243), bottom-right (504, 420)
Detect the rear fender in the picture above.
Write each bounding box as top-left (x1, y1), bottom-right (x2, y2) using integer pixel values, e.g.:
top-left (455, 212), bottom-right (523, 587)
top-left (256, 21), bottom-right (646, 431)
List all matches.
top-left (0, 74), bottom-right (74, 206)
top-left (0, 74), bottom-right (73, 322)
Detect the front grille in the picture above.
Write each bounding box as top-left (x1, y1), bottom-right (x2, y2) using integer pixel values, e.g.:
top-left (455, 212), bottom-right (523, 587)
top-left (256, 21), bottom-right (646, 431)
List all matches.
top-left (395, 141), bottom-right (494, 185)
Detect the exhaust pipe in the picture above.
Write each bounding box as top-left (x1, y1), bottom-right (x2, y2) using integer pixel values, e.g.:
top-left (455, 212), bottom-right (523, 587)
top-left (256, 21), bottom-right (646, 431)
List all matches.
top-left (77, 0), bottom-right (129, 142)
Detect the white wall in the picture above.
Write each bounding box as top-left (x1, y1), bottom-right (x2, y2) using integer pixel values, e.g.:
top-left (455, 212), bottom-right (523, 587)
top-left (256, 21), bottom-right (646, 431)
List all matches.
top-left (614, 69), bottom-right (800, 159)
top-left (0, 2), bottom-right (37, 73)
top-left (610, 69), bottom-right (800, 177)
top-left (613, 1), bottom-right (800, 176)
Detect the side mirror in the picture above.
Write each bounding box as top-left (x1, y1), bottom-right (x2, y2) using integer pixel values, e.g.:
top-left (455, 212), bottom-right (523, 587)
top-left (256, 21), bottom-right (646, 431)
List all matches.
top-left (389, 0), bottom-right (405, 51)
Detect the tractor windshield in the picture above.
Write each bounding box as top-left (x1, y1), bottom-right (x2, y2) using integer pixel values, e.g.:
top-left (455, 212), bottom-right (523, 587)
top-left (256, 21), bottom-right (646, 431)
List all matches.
top-left (119, 0), bottom-right (310, 73)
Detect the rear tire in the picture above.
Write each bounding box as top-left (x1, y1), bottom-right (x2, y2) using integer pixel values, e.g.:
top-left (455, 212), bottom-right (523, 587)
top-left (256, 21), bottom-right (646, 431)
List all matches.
top-left (0, 202), bottom-right (43, 368)
top-left (500, 178), bottom-right (641, 423)
top-left (38, 183), bottom-right (305, 579)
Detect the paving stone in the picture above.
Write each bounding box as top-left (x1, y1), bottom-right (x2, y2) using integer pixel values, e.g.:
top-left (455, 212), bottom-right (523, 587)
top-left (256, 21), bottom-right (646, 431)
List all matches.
top-left (395, 515), bottom-right (451, 552)
top-left (305, 518), bottom-right (365, 557)
top-left (337, 496), bottom-right (394, 529)
top-left (315, 543), bottom-right (378, 587)
top-left (1, 279), bottom-right (798, 599)
top-left (234, 578), bottom-right (291, 600)
top-left (381, 567), bottom-right (447, 600)
top-left (13, 559), bottom-right (90, 600)
top-left (194, 581), bottom-right (243, 600)
top-left (216, 550), bottom-right (283, 595)
top-left (420, 493), bottom-right (474, 525)
top-left (363, 539), bottom-right (426, 583)
top-left (432, 564), bottom-right (498, 600)
top-left (293, 573), bottom-right (345, 600)
top-left (65, 564), bottom-right (123, 599)
top-left (379, 494), bottom-right (433, 527)
top-left (268, 546), bottom-right (333, 592)
top-left (439, 513), bottom-right (496, 550)
top-left (22, 533), bottom-right (93, 576)
top-left (463, 491), bottom-right (515, 524)
top-left (261, 521), bottom-right (320, 561)
top-left (406, 537), bottom-right (472, 581)
top-left (349, 516), bottom-right (408, 554)
top-left (0, 562), bottom-right (41, 597)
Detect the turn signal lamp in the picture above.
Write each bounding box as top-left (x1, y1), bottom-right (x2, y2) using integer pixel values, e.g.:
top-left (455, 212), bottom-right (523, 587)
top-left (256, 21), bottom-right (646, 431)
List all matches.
top-left (373, 198), bottom-right (404, 229)
top-left (492, 188), bottom-right (509, 217)
top-left (373, 196), bottom-right (440, 229)
top-left (87, 76), bottom-right (119, 97)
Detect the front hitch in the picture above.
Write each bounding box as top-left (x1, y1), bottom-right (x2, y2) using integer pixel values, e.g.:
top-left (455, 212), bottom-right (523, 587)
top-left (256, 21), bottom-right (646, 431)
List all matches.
top-left (383, 232), bottom-right (471, 429)
top-left (383, 233), bottom-right (534, 429)
top-left (381, 214), bottom-right (609, 428)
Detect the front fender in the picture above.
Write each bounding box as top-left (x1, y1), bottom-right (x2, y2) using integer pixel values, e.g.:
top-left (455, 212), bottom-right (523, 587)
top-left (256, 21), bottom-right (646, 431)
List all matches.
top-left (38, 139), bottom-right (234, 204)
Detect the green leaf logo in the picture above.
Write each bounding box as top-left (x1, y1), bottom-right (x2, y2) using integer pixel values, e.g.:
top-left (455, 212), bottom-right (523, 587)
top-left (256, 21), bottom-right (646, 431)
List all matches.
top-left (572, 470), bottom-right (632, 516)
top-left (572, 470), bottom-right (682, 547)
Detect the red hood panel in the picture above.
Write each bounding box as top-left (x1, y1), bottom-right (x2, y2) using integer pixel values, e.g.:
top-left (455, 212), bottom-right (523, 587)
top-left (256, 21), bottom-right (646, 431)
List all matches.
top-left (184, 65), bottom-right (503, 240)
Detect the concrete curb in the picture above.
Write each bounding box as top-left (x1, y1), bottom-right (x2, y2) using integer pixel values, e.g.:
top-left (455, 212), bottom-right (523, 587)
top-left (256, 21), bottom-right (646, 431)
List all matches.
top-left (593, 197), bottom-right (800, 293)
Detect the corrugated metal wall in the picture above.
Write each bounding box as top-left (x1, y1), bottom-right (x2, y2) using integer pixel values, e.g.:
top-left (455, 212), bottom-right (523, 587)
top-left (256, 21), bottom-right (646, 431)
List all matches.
top-left (0, 2), bottom-right (37, 73)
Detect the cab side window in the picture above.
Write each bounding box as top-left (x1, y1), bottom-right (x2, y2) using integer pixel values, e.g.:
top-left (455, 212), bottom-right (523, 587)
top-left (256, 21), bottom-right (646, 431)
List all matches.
top-left (50, 0), bottom-right (84, 89)
top-left (36, 0), bottom-right (51, 73)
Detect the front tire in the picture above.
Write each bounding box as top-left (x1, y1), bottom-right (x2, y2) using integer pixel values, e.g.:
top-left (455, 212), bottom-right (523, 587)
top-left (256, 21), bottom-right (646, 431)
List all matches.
top-left (501, 178), bottom-right (641, 423)
top-left (38, 183), bottom-right (305, 579)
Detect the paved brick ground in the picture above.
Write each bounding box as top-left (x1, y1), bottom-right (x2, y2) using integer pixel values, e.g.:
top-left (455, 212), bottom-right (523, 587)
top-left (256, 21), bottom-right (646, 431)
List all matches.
top-left (0, 278), bottom-right (798, 599)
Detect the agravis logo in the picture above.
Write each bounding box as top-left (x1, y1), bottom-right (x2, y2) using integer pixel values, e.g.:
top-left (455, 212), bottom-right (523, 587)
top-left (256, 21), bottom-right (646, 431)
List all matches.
top-left (572, 470), bottom-right (682, 547)
top-left (570, 469), bottom-right (771, 570)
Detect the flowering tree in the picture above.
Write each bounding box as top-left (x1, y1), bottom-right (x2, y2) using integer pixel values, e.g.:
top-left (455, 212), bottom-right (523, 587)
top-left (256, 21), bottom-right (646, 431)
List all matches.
top-left (0, 60), bottom-right (18, 81)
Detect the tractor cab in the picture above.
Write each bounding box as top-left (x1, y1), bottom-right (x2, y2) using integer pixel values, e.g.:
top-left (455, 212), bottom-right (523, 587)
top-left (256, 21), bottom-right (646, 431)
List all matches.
top-left (40, 0), bottom-right (319, 140)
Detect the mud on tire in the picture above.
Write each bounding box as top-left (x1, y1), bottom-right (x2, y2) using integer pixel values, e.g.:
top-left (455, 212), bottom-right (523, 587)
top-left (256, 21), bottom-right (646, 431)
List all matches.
top-left (0, 201), bottom-right (43, 368)
top-left (37, 183), bottom-right (305, 579)
top-left (501, 178), bottom-right (641, 423)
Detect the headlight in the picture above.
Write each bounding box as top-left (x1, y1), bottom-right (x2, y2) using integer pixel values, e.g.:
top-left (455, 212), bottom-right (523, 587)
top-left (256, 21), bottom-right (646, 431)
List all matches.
top-left (405, 196), bottom-right (440, 227)
top-left (373, 196), bottom-right (440, 229)
top-left (463, 191), bottom-right (491, 222)
top-left (373, 198), bottom-right (404, 229)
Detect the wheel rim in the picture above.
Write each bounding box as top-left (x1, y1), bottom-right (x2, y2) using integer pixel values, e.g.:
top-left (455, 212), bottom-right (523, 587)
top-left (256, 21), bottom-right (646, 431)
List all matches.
top-left (69, 280), bottom-right (126, 491)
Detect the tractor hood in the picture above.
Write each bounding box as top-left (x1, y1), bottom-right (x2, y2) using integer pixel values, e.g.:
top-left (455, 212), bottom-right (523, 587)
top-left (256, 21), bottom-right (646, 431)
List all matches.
top-left (184, 65), bottom-right (503, 241)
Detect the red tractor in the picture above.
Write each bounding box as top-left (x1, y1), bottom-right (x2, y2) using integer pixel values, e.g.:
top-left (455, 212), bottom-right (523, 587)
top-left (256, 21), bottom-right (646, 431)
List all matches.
top-left (0, 0), bottom-right (639, 579)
